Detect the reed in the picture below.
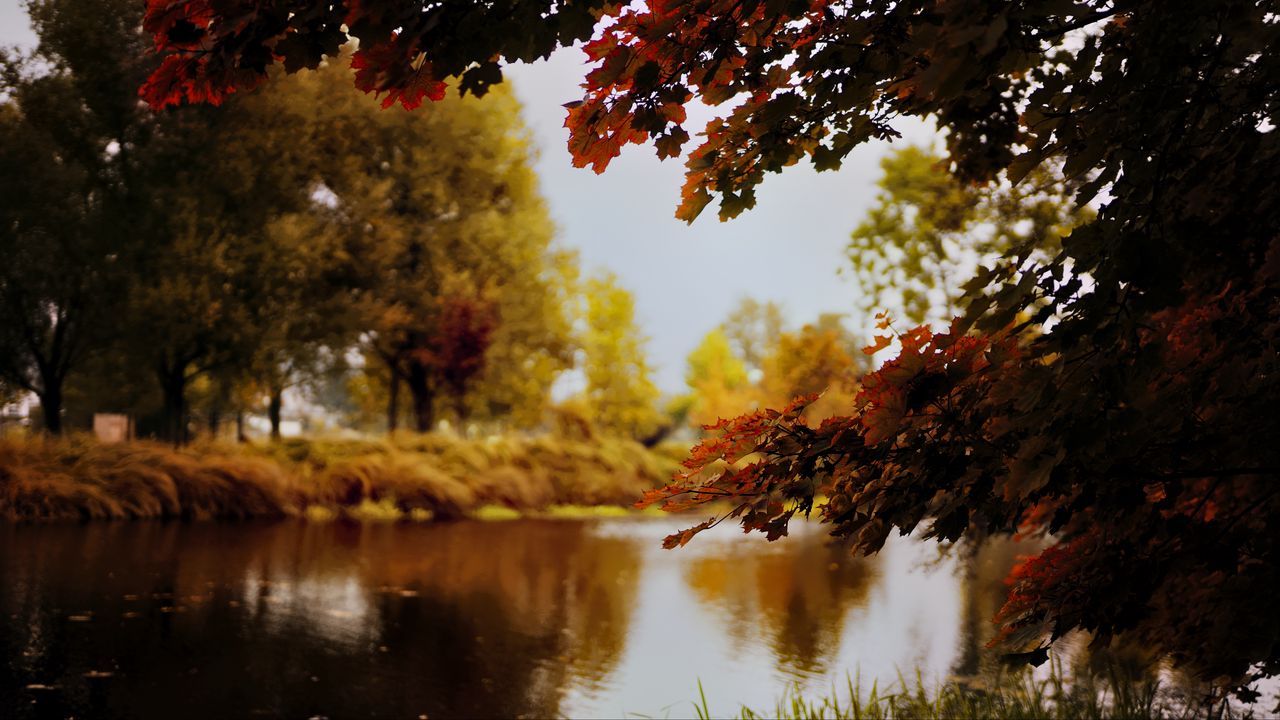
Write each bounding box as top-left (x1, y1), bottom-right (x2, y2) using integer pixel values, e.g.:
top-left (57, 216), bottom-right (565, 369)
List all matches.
top-left (699, 662), bottom-right (1246, 720)
top-left (0, 433), bottom-right (683, 523)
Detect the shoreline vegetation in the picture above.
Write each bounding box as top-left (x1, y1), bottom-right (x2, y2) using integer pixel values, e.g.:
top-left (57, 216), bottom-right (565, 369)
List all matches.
top-left (697, 664), bottom-right (1250, 720)
top-left (0, 434), bottom-right (685, 523)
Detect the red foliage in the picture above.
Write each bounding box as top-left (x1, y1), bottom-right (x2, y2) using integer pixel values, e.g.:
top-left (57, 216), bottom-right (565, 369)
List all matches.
top-left (350, 44), bottom-right (447, 111)
top-left (416, 295), bottom-right (499, 400)
top-left (641, 325), bottom-right (1019, 549)
top-left (138, 54), bottom-right (257, 109)
top-left (138, 0), bottom-right (262, 109)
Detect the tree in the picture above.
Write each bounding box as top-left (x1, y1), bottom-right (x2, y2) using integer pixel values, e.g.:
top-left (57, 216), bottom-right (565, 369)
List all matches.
top-left (282, 59), bottom-right (569, 435)
top-left (1, 0), bottom-right (322, 444)
top-left (681, 312), bottom-right (864, 431)
top-left (241, 211), bottom-right (363, 440)
top-left (680, 327), bottom-right (753, 431)
top-left (847, 146), bottom-right (1090, 326)
top-left (758, 322), bottom-right (862, 424)
top-left (576, 273), bottom-right (663, 441)
top-left (720, 298), bottom-right (786, 377)
top-left (129, 85), bottom-right (317, 444)
top-left (0, 83), bottom-right (104, 434)
top-left (143, 0), bottom-right (1280, 699)
top-left (413, 283), bottom-right (502, 429)
top-left (461, 247), bottom-right (578, 430)
top-left (0, 0), bottom-right (148, 434)
top-left (0, 0), bottom-right (162, 437)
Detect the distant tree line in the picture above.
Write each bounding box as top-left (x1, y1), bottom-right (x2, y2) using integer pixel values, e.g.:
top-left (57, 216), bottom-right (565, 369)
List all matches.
top-left (0, 0), bottom-right (661, 444)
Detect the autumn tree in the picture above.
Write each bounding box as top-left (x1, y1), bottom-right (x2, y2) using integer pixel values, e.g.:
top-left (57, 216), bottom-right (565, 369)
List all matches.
top-left (759, 320), bottom-right (862, 423)
top-left (272, 56), bottom-right (570, 434)
top-left (410, 282), bottom-right (501, 429)
top-left (461, 247), bottom-right (578, 430)
top-left (576, 273), bottom-right (663, 442)
top-left (679, 327), bottom-right (752, 431)
top-left (144, 0), bottom-right (1280, 699)
top-left (720, 298), bottom-right (786, 378)
top-left (847, 146), bottom-right (1090, 326)
top-left (682, 309), bottom-right (862, 431)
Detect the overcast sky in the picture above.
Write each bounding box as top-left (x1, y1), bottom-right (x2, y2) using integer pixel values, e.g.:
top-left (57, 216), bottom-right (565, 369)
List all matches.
top-left (0, 6), bottom-right (938, 393)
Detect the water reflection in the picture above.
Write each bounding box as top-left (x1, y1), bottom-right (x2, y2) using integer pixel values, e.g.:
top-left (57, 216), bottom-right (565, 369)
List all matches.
top-left (685, 531), bottom-right (876, 676)
top-left (0, 521), bottom-right (641, 719)
top-left (951, 535), bottom-right (1031, 680)
top-left (0, 518), bottom-right (1028, 718)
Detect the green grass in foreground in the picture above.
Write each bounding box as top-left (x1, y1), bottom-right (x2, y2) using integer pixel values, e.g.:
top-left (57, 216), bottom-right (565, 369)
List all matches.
top-left (685, 665), bottom-right (1254, 720)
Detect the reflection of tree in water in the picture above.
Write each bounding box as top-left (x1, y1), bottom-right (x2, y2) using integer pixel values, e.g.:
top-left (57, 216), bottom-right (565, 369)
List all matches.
top-left (282, 520), bottom-right (644, 717)
top-left (557, 525), bottom-right (643, 691)
top-left (949, 536), bottom-right (1161, 680)
top-left (0, 520), bottom-right (643, 719)
top-left (951, 535), bottom-right (1027, 679)
top-left (950, 536), bottom-right (1223, 712)
top-left (361, 520), bottom-right (644, 713)
top-left (684, 531), bottom-right (878, 677)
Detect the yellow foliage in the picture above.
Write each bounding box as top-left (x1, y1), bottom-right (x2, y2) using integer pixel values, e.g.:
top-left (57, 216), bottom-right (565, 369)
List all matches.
top-left (760, 324), bottom-right (861, 424)
top-left (575, 273), bottom-right (664, 440)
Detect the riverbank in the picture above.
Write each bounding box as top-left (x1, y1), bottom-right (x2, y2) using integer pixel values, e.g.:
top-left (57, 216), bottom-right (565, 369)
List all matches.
top-left (0, 434), bottom-right (686, 522)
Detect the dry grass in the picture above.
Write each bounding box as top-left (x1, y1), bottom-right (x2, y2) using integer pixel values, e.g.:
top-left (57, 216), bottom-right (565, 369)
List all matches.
top-left (0, 433), bottom-right (684, 523)
top-left (0, 437), bottom-right (294, 521)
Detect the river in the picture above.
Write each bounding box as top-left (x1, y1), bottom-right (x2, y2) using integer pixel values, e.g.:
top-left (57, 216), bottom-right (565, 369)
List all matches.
top-left (1, 517), bottom-right (1025, 718)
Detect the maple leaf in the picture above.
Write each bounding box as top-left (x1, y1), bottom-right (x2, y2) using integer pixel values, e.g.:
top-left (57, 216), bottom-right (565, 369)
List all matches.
top-left (388, 61), bottom-right (448, 111)
top-left (661, 517), bottom-right (717, 549)
top-left (139, 54), bottom-right (191, 110)
top-left (654, 127), bottom-right (689, 159)
top-left (862, 334), bottom-right (893, 355)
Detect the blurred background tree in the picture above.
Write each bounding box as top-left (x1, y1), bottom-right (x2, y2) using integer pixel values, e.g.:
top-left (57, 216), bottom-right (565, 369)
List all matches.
top-left (679, 327), bottom-right (751, 431)
top-left (0, 2), bottom-right (599, 443)
top-left (720, 298), bottom-right (785, 381)
top-left (846, 146), bottom-right (1091, 327)
top-left (575, 272), bottom-right (663, 443)
top-left (677, 301), bottom-right (867, 434)
top-left (268, 56), bottom-right (572, 435)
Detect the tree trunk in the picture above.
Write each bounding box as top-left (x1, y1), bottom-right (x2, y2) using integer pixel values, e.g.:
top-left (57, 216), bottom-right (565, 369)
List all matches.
top-left (38, 383), bottom-right (63, 435)
top-left (208, 400), bottom-right (222, 438)
top-left (235, 410), bottom-right (247, 443)
top-left (453, 394), bottom-right (469, 434)
top-left (950, 528), bottom-right (989, 680)
top-left (387, 367), bottom-right (400, 435)
top-left (268, 386), bottom-right (283, 440)
top-left (407, 363), bottom-right (434, 433)
top-left (158, 365), bottom-right (188, 446)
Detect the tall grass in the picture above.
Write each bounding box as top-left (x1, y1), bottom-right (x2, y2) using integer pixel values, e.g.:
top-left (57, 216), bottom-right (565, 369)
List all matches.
top-left (0, 434), bottom-right (682, 523)
top-left (699, 663), bottom-right (1252, 720)
top-left (0, 436), bottom-right (294, 521)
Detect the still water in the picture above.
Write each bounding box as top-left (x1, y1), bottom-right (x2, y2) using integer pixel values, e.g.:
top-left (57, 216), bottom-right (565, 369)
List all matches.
top-left (0, 517), bottom-right (1022, 718)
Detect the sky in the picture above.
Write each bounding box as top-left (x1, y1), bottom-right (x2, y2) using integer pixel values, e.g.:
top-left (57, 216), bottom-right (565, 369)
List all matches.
top-left (0, 5), bottom-right (938, 394)
top-left (503, 52), bottom-right (937, 392)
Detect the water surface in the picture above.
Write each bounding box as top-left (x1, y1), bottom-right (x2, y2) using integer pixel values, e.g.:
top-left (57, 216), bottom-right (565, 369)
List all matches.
top-left (0, 518), bottom-right (1019, 718)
